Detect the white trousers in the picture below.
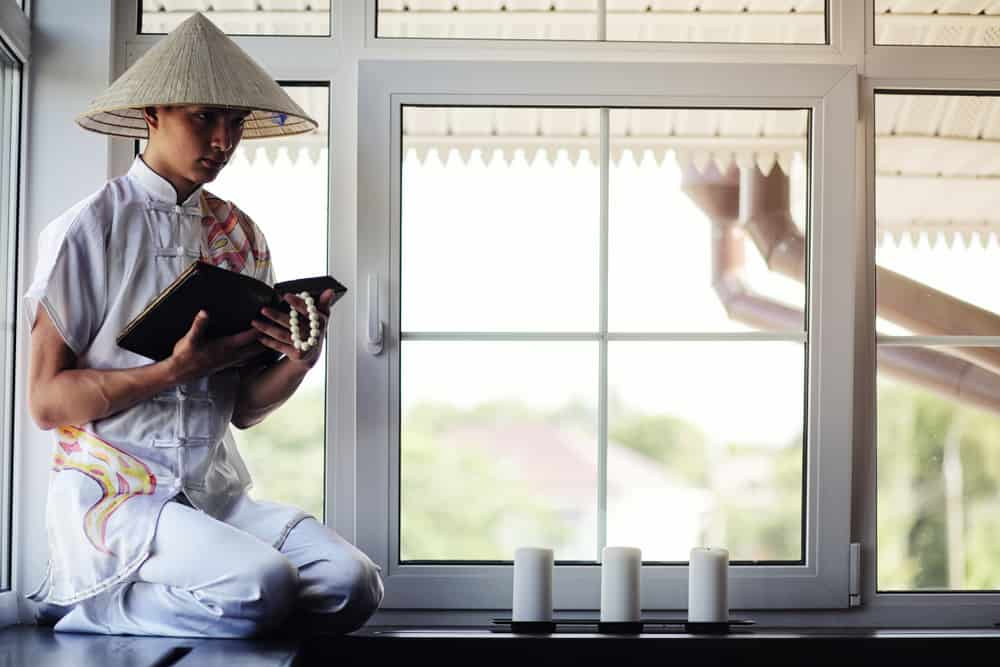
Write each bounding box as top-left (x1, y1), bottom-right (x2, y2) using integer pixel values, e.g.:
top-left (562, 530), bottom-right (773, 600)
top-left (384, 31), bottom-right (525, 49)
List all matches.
top-left (44, 495), bottom-right (384, 638)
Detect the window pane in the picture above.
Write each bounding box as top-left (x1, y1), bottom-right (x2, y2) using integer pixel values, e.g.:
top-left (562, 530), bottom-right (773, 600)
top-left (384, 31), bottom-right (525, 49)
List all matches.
top-left (609, 108), bottom-right (809, 333)
top-left (606, 0), bottom-right (826, 45)
top-left (875, 2), bottom-right (1000, 47)
top-left (400, 341), bottom-right (599, 561)
top-left (0, 45), bottom-right (20, 592)
top-left (139, 85), bottom-right (330, 519)
top-left (216, 86), bottom-right (329, 520)
top-left (878, 347), bottom-right (1000, 591)
top-left (875, 93), bottom-right (1000, 336)
top-left (608, 341), bottom-right (805, 562)
top-left (402, 107), bottom-right (600, 333)
top-left (377, 1), bottom-right (826, 44)
top-left (140, 0), bottom-right (331, 36)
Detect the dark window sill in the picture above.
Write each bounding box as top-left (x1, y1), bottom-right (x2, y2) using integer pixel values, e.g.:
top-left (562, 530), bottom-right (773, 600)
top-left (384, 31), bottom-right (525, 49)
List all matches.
top-left (4, 624), bottom-right (1000, 666)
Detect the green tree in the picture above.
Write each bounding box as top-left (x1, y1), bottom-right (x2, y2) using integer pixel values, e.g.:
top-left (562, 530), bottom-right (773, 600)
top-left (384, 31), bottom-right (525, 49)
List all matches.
top-left (400, 400), bottom-right (573, 560)
top-left (609, 413), bottom-right (708, 485)
top-left (234, 385), bottom-right (326, 520)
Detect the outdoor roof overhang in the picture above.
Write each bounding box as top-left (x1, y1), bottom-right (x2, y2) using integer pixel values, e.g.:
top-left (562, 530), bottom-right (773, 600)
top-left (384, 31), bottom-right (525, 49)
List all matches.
top-left (141, 3), bottom-right (1000, 245)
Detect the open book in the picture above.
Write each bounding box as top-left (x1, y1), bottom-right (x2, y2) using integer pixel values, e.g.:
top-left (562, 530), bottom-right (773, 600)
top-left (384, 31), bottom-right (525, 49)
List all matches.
top-left (117, 260), bottom-right (347, 362)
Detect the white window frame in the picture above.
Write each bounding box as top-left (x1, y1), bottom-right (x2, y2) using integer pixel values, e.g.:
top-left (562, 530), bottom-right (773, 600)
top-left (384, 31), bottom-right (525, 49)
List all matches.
top-left (0, 0), bottom-right (26, 624)
top-left (851, 0), bottom-right (1000, 624)
top-left (858, 80), bottom-right (1000, 621)
top-left (10, 0), bottom-right (1000, 628)
top-left (357, 59), bottom-right (858, 611)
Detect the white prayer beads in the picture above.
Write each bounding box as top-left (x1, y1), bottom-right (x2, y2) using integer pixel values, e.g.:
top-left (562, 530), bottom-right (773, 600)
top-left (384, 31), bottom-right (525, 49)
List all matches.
top-left (288, 291), bottom-right (321, 352)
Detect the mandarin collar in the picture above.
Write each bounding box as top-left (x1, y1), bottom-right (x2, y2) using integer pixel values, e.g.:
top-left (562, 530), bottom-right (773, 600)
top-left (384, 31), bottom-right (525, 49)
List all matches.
top-left (127, 156), bottom-right (204, 210)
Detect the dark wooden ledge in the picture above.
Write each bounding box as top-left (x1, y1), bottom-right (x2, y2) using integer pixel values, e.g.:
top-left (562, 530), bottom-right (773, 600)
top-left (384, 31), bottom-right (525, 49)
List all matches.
top-left (4, 623), bottom-right (1000, 666)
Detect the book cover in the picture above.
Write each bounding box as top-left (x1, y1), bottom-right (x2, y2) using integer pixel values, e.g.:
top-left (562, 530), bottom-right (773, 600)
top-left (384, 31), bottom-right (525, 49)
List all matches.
top-left (117, 260), bottom-right (347, 362)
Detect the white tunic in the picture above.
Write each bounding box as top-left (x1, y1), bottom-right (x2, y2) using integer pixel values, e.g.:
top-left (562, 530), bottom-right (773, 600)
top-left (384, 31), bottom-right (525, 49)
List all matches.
top-left (24, 156), bottom-right (306, 606)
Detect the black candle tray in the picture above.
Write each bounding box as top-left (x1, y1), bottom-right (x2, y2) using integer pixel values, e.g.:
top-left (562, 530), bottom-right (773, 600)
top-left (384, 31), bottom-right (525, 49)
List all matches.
top-left (491, 618), bottom-right (754, 635)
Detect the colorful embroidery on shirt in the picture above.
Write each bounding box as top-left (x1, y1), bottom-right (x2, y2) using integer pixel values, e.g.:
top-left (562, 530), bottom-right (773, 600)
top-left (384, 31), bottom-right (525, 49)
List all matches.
top-left (52, 426), bottom-right (157, 556)
top-left (199, 193), bottom-right (271, 277)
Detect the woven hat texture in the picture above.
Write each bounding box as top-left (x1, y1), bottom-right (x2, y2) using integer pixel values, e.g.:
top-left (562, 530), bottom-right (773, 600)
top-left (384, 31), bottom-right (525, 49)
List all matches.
top-left (77, 12), bottom-right (316, 139)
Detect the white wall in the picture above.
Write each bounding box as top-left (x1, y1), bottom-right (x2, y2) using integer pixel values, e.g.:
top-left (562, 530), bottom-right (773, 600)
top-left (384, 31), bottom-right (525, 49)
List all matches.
top-left (13, 0), bottom-right (114, 619)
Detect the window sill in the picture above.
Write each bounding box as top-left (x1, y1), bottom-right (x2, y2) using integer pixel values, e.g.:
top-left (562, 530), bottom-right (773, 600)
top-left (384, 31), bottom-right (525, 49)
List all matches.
top-left (305, 626), bottom-right (1000, 666)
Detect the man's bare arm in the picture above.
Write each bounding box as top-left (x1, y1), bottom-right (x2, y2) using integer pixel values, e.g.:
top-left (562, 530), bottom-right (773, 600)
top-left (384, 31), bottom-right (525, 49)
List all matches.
top-left (230, 357), bottom-right (311, 430)
top-left (230, 289), bottom-right (335, 430)
top-left (28, 308), bottom-right (263, 430)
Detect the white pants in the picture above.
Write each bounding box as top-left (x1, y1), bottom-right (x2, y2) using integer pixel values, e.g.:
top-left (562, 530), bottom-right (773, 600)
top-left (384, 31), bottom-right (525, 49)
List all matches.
top-left (44, 495), bottom-right (384, 638)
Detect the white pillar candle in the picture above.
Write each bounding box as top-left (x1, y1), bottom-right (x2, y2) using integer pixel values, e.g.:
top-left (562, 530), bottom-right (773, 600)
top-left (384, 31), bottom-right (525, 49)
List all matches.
top-left (512, 547), bottom-right (554, 622)
top-left (600, 546), bottom-right (642, 622)
top-left (688, 547), bottom-right (729, 623)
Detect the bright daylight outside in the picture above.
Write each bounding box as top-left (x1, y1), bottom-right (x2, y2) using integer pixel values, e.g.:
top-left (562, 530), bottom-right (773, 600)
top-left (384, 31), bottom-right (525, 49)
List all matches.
top-left (130, 2), bottom-right (1000, 590)
top-left (876, 92), bottom-right (1000, 591)
top-left (175, 85), bottom-right (330, 521)
top-left (140, 0), bottom-right (332, 35)
top-left (376, 0), bottom-right (827, 44)
top-left (399, 106), bottom-right (809, 564)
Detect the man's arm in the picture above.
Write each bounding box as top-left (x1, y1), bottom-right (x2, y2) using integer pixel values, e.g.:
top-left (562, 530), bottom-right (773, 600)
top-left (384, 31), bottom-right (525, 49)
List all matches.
top-left (230, 357), bottom-right (311, 429)
top-left (28, 308), bottom-right (263, 430)
top-left (231, 289), bottom-right (336, 430)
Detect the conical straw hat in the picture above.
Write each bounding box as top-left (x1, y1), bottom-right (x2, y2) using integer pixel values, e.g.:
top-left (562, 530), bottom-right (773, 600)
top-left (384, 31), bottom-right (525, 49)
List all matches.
top-left (76, 13), bottom-right (317, 140)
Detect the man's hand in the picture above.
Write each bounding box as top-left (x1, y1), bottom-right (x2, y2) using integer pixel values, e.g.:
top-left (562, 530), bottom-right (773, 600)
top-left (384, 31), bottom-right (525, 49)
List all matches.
top-left (251, 288), bottom-right (335, 369)
top-left (168, 310), bottom-right (265, 385)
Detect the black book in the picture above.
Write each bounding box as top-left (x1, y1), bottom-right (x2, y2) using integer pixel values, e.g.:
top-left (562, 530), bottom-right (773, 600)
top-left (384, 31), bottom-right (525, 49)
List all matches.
top-left (117, 260), bottom-right (347, 362)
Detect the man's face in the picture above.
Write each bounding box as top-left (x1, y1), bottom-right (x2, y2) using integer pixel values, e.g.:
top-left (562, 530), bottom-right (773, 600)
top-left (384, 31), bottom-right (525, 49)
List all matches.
top-left (147, 105), bottom-right (249, 185)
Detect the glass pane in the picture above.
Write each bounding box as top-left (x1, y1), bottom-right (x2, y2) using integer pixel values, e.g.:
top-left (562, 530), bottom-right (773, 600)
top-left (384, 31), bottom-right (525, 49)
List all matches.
top-left (377, 1), bottom-right (826, 44)
top-left (378, 0), bottom-right (600, 41)
top-left (139, 85), bottom-right (330, 519)
top-left (609, 108), bottom-right (809, 333)
top-left (401, 341), bottom-right (598, 561)
top-left (0, 47), bottom-right (16, 593)
top-left (607, 0), bottom-right (826, 45)
top-left (140, 0), bottom-right (331, 36)
top-left (875, 2), bottom-right (1000, 47)
top-left (608, 341), bottom-right (805, 562)
top-left (875, 93), bottom-right (1000, 336)
top-left (402, 107), bottom-right (600, 333)
top-left (878, 346), bottom-right (1000, 590)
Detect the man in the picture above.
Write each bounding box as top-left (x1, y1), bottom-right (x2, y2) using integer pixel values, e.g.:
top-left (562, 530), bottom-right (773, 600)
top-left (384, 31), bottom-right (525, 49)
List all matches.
top-left (24, 13), bottom-right (382, 637)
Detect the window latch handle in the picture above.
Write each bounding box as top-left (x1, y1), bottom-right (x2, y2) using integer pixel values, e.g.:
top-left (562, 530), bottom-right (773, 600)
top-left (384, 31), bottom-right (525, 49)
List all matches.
top-left (367, 273), bottom-right (384, 356)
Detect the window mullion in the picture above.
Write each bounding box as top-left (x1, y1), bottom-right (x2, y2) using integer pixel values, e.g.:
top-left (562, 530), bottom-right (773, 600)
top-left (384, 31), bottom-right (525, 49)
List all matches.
top-left (598, 0), bottom-right (607, 42)
top-left (597, 106), bottom-right (609, 560)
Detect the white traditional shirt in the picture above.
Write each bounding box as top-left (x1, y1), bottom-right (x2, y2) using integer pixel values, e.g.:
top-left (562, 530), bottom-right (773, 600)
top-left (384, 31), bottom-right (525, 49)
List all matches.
top-left (24, 156), bottom-right (307, 606)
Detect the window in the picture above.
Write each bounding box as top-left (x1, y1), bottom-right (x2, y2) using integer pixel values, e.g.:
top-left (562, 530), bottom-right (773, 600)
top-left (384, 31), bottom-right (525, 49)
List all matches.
top-left (219, 85), bottom-right (330, 520)
top-left (875, 2), bottom-right (1000, 47)
top-left (875, 91), bottom-right (1000, 591)
top-left (399, 106), bottom-right (810, 564)
top-left (376, 1), bottom-right (829, 44)
top-left (139, 0), bottom-right (331, 36)
top-left (197, 84), bottom-right (330, 519)
top-left (135, 84), bottom-right (331, 520)
top-left (0, 39), bottom-right (22, 593)
top-left (359, 61), bottom-right (856, 610)
top-left (91, 0), bottom-right (1000, 627)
